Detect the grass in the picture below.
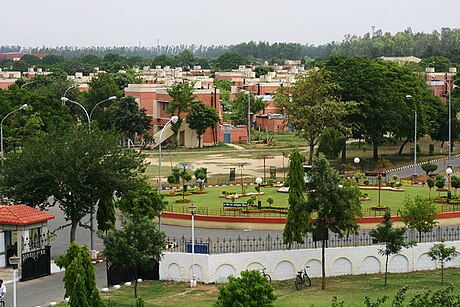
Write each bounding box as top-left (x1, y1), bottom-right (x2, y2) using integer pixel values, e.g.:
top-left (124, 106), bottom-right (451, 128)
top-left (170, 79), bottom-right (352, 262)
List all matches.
top-left (56, 268), bottom-right (460, 306)
top-left (162, 184), bottom-right (455, 217)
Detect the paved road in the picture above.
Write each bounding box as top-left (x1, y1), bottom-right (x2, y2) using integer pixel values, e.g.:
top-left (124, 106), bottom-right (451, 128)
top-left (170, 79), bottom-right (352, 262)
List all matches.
top-left (3, 262), bottom-right (107, 307)
top-left (386, 155), bottom-right (460, 179)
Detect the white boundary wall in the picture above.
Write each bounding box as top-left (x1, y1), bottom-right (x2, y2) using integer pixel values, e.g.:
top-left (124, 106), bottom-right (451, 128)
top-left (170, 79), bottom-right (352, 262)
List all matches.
top-left (160, 241), bottom-right (460, 283)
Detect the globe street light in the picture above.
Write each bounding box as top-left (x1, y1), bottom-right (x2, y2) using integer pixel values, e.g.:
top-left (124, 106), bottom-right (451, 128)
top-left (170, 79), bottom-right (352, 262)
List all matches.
top-left (9, 254), bottom-right (20, 307)
top-left (1, 104), bottom-right (28, 162)
top-left (189, 204), bottom-right (197, 288)
top-left (158, 116), bottom-right (179, 192)
top-left (353, 157), bottom-right (360, 178)
top-left (446, 166), bottom-right (453, 200)
top-left (60, 96), bottom-right (117, 254)
top-left (406, 95), bottom-right (417, 181)
top-left (256, 177), bottom-right (263, 209)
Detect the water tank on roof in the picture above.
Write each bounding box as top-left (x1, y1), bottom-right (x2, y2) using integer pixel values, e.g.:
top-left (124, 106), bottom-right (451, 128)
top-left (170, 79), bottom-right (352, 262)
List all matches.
top-left (193, 66), bottom-right (201, 70)
top-left (449, 67), bottom-right (457, 73)
top-left (174, 71), bottom-right (182, 78)
top-left (143, 66), bottom-right (150, 71)
top-left (426, 67), bottom-right (435, 73)
top-left (156, 65), bottom-right (162, 69)
top-left (75, 72), bottom-right (83, 79)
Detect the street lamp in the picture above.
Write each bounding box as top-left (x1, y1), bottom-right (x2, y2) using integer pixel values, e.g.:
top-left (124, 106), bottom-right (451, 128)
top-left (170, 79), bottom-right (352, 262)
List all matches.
top-left (256, 177), bottom-right (262, 209)
top-left (1, 104), bottom-right (28, 161)
top-left (60, 96), bottom-right (117, 254)
top-left (189, 204), bottom-right (197, 288)
top-left (9, 255), bottom-right (19, 307)
top-left (158, 116), bottom-right (179, 192)
top-left (353, 157), bottom-right (360, 178)
top-left (446, 166), bottom-right (453, 200)
top-left (406, 95), bottom-right (417, 181)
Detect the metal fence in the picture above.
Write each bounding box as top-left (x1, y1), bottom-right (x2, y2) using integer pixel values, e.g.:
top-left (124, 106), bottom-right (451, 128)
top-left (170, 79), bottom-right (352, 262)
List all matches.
top-left (164, 226), bottom-right (460, 255)
top-left (164, 203), bottom-right (460, 218)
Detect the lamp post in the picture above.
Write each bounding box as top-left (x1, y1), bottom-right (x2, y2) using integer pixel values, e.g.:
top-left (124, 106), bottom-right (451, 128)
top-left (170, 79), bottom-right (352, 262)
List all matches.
top-left (406, 95), bottom-right (417, 180)
top-left (189, 204), bottom-right (197, 288)
top-left (256, 177), bottom-right (262, 209)
top-left (1, 104), bottom-right (28, 162)
top-left (158, 116), bottom-right (179, 193)
top-left (353, 157), bottom-right (360, 178)
top-left (9, 255), bottom-right (19, 307)
top-left (60, 96), bottom-right (117, 254)
top-left (446, 166), bottom-right (453, 200)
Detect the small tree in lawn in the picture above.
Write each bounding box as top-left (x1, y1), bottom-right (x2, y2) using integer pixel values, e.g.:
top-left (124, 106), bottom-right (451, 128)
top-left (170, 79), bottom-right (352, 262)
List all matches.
top-left (435, 175), bottom-right (445, 197)
top-left (55, 242), bottom-right (103, 307)
top-left (214, 270), bottom-right (276, 307)
top-left (421, 163), bottom-right (438, 176)
top-left (101, 216), bottom-right (165, 299)
top-left (450, 176), bottom-right (460, 197)
top-left (369, 210), bottom-right (411, 286)
top-left (428, 239), bottom-right (459, 284)
top-left (267, 196), bottom-right (274, 208)
top-left (194, 167), bottom-right (207, 190)
top-left (398, 196), bottom-right (438, 242)
top-left (427, 178), bottom-right (435, 198)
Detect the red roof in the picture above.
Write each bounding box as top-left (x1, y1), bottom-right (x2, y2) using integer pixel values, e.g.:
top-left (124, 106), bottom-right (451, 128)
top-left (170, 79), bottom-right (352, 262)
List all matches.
top-left (0, 205), bottom-right (55, 225)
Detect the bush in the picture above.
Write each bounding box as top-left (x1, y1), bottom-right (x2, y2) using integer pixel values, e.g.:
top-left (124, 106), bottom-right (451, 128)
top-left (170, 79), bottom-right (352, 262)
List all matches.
top-left (214, 270), bottom-right (276, 307)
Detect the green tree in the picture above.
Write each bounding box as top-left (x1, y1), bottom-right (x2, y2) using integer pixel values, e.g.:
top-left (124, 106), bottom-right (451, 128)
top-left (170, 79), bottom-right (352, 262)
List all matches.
top-left (214, 270), bottom-right (276, 307)
top-left (215, 52), bottom-right (248, 70)
top-left (83, 72), bottom-right (121, 106)
top-left (435, 175), bottom-right (445, 191)
top-left (55, 242), bottom-right (103, 307)
top-left (451, 176), bottom-right (460, 197)
top-left (398, 196), bottom-right (438, 242)
top-left (0, 126), bottom-right (145, 242)
top-left (369, 210), bottom-right (409, 286)
top-left (194, 167), bottom-right (207, 190)
top-left (283, 148), bottom-right (308, 244)
top-left (229, 91), bottom-right (265, 125)
top-left (427, 178), bottom-right (435, 198)
top-left (116, 180), bottom-right (167, 220)
top-left (254, 66), bottom-right (275, 78)
top-left (166, 82), bottom-right (195, 147)
top-left (421, 163), bottom-right (438, 176)
top-left (106, 96), bottom-right (152, 143)
top-left (101, 216), bottom-right (165, 298)
top-left (428, 239), bottom-right (459, 284)
top-left (186, 101), bottom-right (219, 147)
top-left (96, 195), bottom-right (116, 233)
top-left (317, 127), bottom-right (347, 160)
top-left (274, 69), bottom-right (351, 164)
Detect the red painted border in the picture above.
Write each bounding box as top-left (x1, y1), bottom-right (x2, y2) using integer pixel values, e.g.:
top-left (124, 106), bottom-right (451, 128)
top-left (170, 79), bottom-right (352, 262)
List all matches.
top-left (162, 211), bottom-right (460, 225)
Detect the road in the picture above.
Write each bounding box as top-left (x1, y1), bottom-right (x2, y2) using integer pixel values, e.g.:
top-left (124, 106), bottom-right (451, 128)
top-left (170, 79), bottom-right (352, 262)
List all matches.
top-left (386, 155), bottom-right (460, 179)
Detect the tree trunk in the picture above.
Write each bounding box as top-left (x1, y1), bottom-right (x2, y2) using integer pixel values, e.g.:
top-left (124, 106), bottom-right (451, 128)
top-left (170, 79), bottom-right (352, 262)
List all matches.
top-left (308, 141), bottom-right (315, 165)
top-left (398, 138), bottom-right (409, 155)
top-left (441, 263), bottom-right (444, 284)
top-left (373, 144), bottom-right (379, 161)
top-left (134, 269), bottom-right (138, 298)
top-left (384, 254), bottom-right (389, 286)
top-left (70, 220), bottom-right (78, 243)
top-left (321, 239), bottom-right (326, 290)
top-left (341, 142), bottom-right (347, 164)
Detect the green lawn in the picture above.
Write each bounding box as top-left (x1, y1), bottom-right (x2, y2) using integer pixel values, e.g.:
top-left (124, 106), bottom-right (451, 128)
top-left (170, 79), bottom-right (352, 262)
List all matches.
top-left (162, 184), bottom-right (454, 217)
top-left (55, 268), bottom-right (460, 306)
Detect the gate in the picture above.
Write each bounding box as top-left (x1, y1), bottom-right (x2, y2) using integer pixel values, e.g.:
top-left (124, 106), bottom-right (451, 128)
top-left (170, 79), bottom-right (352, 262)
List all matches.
top-left (21, 246), bottom-right (51, 281)
top-left (106, 260), bottom-right (159, 287)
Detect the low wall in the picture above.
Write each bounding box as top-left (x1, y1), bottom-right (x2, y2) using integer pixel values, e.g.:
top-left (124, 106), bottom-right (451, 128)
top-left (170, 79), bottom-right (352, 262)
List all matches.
top-left (159, 241), bottom-right (460, 283)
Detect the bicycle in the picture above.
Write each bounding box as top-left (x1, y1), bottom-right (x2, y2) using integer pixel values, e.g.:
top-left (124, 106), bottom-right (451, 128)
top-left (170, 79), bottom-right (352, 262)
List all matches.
top-left (260, 268), bottom-right (272, 284)
top-left (295, 266), bottom-right (311, 290)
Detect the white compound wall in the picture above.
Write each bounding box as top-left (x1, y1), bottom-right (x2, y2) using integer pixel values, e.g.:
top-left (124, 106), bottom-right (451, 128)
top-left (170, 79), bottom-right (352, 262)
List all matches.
top-left (159, 241), bottom-right (460, 283)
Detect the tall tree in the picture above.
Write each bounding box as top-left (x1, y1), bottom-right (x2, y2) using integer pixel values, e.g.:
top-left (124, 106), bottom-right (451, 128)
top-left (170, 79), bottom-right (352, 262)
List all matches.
top-left (229, 91), bottom-right (265, 126)
top-left (101, 216), bottom-right (165, 299)
top-left (274, 69), bottom-right (351, 164)
top-left (186, 101), bottom-right (219, 147)
top-left (284, 153), bottom-right (361, 290)
top-left (369, 210), bottom-right (409, 286)
top-left (166, 82), bottom-right (195, 147)
top-left (0, 126), bottom-right (145, 242)
top-left (116, 180), bottom-right (167, 220)
top-left (283, 148), bottom-right (308, 244)
top-left (55, 242), bottom-right (103, 307)
top-left (106, 96), bottom-right (152, 143)
top-left (398, 196), bottom-right (438, 242)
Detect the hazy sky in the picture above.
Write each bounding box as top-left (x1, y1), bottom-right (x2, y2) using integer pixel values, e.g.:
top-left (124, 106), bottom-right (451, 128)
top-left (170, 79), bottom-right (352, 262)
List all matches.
top-left (3, 0), bottom-right (460, 48)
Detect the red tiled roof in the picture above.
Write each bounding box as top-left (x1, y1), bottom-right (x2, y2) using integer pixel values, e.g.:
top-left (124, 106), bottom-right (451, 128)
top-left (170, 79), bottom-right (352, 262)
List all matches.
top-left (0, 205), bottom-right (55, 225)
